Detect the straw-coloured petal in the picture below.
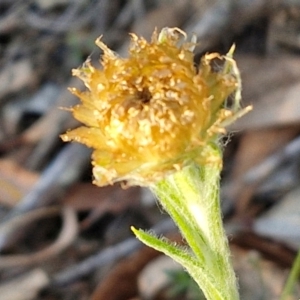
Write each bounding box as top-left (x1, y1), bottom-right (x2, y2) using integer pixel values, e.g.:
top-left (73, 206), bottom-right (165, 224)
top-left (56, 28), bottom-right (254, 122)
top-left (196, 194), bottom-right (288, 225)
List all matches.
top-left (61, 28), bottom-right (245, 186)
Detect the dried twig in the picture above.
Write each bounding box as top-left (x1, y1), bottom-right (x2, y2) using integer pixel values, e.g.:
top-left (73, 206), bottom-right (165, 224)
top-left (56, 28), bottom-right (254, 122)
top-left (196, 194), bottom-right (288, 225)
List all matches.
top-left (245, 135), bottom-right (300, 184)
top-left (185, 0), bottom-right (290, 52)
top-left (51, 218), bottom-right (175, 287)
top-left (0, 206), bottom-right (78, 270)
top-left (25, 0), bottom-right (109, 33)
top-left (0, 143), bottom-right (90, 250)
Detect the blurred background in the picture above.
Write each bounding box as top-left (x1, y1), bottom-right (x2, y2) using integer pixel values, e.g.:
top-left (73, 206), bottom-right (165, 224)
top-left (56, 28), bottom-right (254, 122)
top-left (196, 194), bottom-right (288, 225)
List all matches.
top-left (1, 0), bottom-right (300, 299)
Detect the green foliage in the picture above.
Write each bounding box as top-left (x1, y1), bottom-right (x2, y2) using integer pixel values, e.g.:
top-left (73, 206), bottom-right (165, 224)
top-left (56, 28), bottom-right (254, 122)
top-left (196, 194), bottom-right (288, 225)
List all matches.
top-left (132, 162), bottom-right (239, 300)
top-left (165, 269), bottom-right (206, 300)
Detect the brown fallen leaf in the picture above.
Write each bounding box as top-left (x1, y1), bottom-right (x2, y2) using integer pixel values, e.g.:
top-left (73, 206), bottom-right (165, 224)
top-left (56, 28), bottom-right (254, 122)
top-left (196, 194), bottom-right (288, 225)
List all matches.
top-left (64, 183), bottom-right (137, 211)
top-left (91, 233), bottom-right (181, 300)
top-left (0, 159), bottom-right (39, 207)
top-left (223, 126), bottom-right (299, 217)
top-left (231, 54), bottom-right (300, 131)
top-left (64, 183), bottom-right (141, 230)
top-left (91, 246), bottom-right (160, 300)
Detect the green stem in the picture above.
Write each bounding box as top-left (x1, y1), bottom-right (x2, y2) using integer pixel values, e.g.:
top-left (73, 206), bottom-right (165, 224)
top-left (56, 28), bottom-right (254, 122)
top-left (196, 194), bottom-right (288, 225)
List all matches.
top-left (133, 154), bottom-right (239, 300)
top-left (280, 248), bottom-right (300, 300)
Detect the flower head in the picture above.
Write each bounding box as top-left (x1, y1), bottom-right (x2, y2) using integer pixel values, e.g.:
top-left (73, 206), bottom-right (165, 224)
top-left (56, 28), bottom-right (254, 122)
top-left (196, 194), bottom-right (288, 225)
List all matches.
top-left (61, 28), bottom-right (248, 186)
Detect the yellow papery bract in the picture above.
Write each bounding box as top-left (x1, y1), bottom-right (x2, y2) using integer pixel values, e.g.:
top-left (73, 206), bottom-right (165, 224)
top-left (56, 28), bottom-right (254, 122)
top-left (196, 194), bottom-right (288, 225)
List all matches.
top-left (61, 28), bottom-right (243, 186)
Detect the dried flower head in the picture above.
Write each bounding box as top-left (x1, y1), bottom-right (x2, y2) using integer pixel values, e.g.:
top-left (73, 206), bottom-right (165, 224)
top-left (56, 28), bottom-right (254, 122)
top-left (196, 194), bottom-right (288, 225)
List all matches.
top-left (61, 28), bottom-right (248, 186)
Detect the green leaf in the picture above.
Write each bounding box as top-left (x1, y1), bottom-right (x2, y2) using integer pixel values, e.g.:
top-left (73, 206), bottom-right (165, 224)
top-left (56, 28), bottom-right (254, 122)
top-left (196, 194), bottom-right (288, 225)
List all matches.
top-left (131, 227), bottom-right (225, 300)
